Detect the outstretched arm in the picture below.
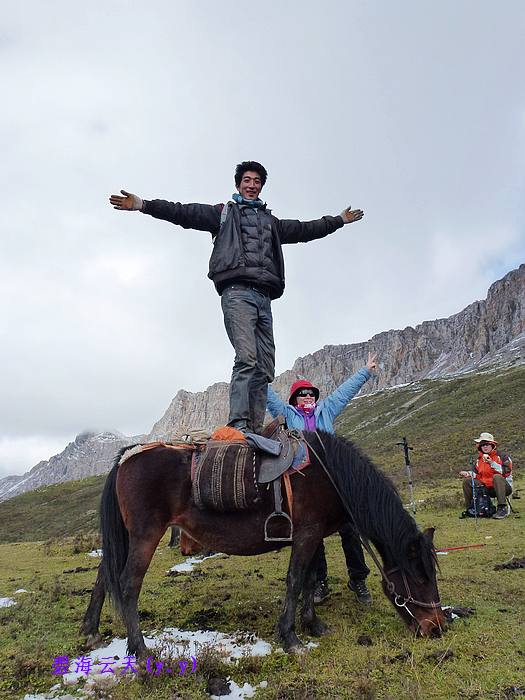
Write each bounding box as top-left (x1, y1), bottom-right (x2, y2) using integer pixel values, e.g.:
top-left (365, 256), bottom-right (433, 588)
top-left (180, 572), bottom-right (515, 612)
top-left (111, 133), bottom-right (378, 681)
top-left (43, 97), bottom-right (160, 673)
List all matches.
top-left (321, 352), bottom-right (376, 421)
top-left (109, 189), bottom-right (221, 233)
top-left (278, 205), bottom-right (364, 244)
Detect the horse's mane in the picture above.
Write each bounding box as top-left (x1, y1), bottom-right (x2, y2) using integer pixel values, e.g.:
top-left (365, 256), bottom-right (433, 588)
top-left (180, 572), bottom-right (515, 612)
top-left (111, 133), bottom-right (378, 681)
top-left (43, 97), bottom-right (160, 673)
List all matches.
top-left (306, 431), bottom-right (436, 578)
top-left (115, 444), bottom-right (140, 463)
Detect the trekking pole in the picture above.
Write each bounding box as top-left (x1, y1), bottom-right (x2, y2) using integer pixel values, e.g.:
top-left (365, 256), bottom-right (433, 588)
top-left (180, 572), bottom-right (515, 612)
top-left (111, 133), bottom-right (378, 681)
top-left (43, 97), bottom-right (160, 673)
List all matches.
top-left (469, 455), bottom-right (478, 526)
top-left (396, 437), bottom-right (416, 514)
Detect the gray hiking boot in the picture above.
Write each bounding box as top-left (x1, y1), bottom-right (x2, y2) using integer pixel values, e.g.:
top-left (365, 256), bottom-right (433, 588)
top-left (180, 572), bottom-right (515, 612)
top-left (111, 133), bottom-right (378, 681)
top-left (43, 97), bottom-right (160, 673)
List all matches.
top-left (313, 580), bottom-right (331, 604)
top-left (492, 505), bottom-right (508, 519)
top-left (229, 420), bottom-right (251, 435)
top-left (348, 578), bottom-right (372, 605)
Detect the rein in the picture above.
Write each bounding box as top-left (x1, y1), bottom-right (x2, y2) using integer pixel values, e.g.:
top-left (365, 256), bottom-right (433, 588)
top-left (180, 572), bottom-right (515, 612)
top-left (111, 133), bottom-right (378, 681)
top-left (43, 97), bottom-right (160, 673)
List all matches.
top-left (300, 431), bottom-right (442, 615)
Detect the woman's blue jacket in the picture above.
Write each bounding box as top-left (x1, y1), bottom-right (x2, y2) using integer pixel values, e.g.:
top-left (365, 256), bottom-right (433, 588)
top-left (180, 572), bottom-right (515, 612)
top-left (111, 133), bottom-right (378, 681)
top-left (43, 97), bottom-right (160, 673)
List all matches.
top-left (266, 367), bottom-right (371, 434)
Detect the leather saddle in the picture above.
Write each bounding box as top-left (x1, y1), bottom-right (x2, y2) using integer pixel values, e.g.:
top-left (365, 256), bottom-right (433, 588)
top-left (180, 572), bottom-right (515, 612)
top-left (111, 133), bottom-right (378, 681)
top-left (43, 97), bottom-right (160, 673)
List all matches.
top-left (191, 417), bottom-right (305, 542)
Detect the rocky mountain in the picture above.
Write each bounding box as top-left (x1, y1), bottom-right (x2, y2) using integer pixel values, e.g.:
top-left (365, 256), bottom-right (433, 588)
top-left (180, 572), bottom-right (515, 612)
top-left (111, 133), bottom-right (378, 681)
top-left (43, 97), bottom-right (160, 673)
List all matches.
top-left (1, 264), bottom-right (523, 502)
top-left (0, 431), bottom-right (141, 503)
top-left (149, 264), bottom-right (524, 438)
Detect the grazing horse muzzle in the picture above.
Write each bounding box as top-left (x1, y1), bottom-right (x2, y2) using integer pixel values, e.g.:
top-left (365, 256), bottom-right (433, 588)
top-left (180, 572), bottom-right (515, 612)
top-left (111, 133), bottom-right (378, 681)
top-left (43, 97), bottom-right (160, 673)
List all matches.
top-left (418, 614), bottom-right (445, 638)
top-left (383, 567), bottom-right (446, 638)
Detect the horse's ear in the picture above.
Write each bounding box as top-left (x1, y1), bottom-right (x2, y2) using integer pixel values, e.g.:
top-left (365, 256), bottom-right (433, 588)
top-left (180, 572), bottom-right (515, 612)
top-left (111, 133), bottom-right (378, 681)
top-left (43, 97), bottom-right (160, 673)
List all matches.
top-left (423, 527), bottom-right (436, 543)
top-left (407, 528), bottom-right (436, 561)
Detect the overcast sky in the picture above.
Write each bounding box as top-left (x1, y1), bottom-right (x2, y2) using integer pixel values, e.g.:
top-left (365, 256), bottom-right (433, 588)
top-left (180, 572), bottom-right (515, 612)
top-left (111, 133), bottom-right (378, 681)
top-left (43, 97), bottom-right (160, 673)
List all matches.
top-left (1, 1), bottom-right (524, 478)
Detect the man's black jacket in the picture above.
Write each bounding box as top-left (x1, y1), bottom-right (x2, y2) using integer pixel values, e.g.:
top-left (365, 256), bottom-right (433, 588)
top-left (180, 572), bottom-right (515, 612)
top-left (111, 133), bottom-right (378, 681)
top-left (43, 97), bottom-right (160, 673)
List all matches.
top-left (142, 199), bottom-right (344, 299)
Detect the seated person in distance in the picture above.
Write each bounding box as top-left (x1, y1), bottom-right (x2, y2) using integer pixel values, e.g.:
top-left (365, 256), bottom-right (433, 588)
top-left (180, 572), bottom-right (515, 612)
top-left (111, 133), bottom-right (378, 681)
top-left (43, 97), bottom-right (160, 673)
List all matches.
top-left (459, 431), bottom-right (513, 519)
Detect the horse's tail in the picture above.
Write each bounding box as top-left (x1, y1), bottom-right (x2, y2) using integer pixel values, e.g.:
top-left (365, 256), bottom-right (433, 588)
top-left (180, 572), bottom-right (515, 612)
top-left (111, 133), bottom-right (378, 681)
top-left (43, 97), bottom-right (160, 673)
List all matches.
top-left (100, 460), bottom-right (128, 613)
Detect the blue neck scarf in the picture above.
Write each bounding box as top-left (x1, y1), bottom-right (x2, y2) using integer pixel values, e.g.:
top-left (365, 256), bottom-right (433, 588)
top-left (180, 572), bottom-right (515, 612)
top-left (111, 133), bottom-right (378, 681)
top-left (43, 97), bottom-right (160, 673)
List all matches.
top-left (232, 192), bottom-right (265, 208)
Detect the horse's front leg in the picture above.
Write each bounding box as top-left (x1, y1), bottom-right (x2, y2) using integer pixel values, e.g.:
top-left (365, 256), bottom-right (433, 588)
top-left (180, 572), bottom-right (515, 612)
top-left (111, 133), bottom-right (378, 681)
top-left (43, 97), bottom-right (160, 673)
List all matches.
top-left (300, 544), bottom-right (329, 637)
top-left (120, 533), bottom-right (164, 659)
top-left (278, 535), bottom-right (321, 653)
top-left (80, 564), bottom-right (105, 648)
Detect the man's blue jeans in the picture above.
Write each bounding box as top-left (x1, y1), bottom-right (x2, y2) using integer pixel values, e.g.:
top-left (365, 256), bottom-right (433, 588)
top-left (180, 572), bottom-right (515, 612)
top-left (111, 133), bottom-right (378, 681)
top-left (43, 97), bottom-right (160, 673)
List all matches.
top-left (221, 284), bottom-right (275, 432)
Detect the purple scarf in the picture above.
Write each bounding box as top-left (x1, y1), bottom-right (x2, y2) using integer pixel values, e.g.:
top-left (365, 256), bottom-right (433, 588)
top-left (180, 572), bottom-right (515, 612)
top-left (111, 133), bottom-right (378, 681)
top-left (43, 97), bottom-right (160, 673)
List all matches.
top-left (297, 408), bottom-right (317, 432)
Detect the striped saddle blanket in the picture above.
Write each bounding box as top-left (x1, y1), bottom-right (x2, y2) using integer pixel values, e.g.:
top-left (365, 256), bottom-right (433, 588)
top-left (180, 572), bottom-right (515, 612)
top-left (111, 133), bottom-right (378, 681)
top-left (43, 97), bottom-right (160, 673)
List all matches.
top-left (191, 440), bottom-right (261, 512)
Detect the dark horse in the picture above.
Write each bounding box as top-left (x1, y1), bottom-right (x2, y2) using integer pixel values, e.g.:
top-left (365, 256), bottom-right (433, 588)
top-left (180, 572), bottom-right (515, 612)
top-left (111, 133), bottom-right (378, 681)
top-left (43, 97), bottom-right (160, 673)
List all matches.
top-left (81, 432), bottom-right (445, 656)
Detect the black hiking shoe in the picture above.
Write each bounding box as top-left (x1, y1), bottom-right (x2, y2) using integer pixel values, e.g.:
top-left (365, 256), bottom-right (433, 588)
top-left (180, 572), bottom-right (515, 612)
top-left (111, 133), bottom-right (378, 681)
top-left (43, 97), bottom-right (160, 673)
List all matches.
top-left (348, 579), bottom-right (372, 606)
top-left (492, 505), bottom-right (508, 519)
top-left (313, 580), bottom-right (331, 604)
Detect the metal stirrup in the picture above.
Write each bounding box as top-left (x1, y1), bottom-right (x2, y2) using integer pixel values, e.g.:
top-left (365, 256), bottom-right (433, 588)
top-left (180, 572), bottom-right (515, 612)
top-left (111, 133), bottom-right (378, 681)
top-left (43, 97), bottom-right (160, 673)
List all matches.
top-left (264, 479), bottom-right (293, 542)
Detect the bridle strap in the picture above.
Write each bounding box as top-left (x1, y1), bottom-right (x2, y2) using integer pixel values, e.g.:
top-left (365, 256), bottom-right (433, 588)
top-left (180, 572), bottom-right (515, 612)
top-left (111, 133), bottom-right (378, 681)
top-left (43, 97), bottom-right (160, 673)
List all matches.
top-left (385, 567), bottom-right (442, 610)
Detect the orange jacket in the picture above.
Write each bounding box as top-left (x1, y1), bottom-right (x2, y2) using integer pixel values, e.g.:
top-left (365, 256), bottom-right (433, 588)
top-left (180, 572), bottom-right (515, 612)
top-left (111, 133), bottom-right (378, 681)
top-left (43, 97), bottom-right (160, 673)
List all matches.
top-left (475, 450), bottom-right (512, 489)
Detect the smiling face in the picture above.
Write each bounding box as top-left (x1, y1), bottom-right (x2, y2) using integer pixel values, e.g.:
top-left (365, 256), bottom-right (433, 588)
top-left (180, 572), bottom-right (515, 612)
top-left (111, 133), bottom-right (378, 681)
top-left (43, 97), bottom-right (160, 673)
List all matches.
top-left (237, 171), bottom-right (263, 200)
top-left (479, 441), bottom-right (496, 454)
top-left (295, 389), bottom-right (317, 412)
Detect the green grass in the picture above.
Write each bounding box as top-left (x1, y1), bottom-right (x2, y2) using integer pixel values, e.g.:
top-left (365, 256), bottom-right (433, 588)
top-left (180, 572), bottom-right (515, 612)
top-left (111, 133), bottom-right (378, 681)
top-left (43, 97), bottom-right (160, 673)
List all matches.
top-left (0, 365), bottom-right (523, 698)
top-left (0, 503), bottom-right (524, 699)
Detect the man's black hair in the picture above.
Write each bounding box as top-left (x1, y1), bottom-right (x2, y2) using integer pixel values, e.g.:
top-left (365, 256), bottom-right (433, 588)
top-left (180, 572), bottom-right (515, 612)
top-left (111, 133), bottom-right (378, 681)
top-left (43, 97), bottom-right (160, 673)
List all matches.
top-left (234, 161), bottom-right (268, 188)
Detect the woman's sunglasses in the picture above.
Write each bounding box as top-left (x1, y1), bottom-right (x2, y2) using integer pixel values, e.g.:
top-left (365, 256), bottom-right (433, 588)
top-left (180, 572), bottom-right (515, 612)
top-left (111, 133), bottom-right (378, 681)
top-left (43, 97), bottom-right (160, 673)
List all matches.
top-left (296, 390), bottom-right (316, 398)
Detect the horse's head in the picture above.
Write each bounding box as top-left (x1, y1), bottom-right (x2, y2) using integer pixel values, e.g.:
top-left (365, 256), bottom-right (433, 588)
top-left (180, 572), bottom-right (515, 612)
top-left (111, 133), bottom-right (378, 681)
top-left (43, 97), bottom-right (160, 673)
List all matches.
top-left (381, 527), bottom-right (446, 637)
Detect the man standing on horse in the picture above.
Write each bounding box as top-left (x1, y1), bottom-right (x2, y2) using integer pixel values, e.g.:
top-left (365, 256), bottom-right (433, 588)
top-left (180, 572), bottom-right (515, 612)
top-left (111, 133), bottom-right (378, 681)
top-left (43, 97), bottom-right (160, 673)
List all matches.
top-left (109, 162), bottom-right (364, 434)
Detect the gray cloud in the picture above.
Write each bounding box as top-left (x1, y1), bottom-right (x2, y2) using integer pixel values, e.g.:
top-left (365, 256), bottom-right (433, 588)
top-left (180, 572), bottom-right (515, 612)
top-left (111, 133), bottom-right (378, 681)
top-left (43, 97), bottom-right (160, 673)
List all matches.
top-left (1, 1), bottom-right (524, 477)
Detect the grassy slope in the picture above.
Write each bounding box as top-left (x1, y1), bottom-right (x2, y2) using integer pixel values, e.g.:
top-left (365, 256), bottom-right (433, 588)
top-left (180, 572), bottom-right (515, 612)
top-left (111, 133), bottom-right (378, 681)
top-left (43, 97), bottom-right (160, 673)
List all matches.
top-left (0, 475), bottom-right (105, 543)
top-left (336, 364), bottom-right (524, 486)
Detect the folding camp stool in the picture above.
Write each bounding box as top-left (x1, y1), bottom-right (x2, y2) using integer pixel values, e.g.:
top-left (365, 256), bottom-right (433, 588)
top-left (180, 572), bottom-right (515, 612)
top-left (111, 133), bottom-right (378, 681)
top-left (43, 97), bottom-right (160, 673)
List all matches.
top-left (507, 496), bottom-right (517, 514)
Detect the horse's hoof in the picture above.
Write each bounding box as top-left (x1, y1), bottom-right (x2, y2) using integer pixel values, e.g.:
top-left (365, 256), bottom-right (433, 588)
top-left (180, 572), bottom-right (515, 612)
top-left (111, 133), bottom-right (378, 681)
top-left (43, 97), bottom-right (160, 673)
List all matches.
top-left (306, 619), bottom-right (329, 637)
top-left (84, 633), bottom-right (102, 649)
top-left (135, 648), bottom-right (150, 662)
top-left (287, 644), bottom-right (307, 655)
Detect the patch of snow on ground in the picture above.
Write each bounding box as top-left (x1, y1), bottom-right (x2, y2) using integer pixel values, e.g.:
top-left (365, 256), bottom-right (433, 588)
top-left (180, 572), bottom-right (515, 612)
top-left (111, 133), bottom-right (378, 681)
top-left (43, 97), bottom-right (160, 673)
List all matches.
top-left (403, 499), bottom-right (426, 508)
top-left (168, 552), bottom-right (222, 573)
top-left (23, 686), bottom-right (69, 700)
top-left (3, 473), bottom-right (34, 497)
top-left (87, 549), bottom-right (102, 557)
top-left (211, 678), bottom-right (269, 699)
top-left (0, 597), bottom-right (16, 607)
top-left (50, 626), bottom-right (273, 699)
